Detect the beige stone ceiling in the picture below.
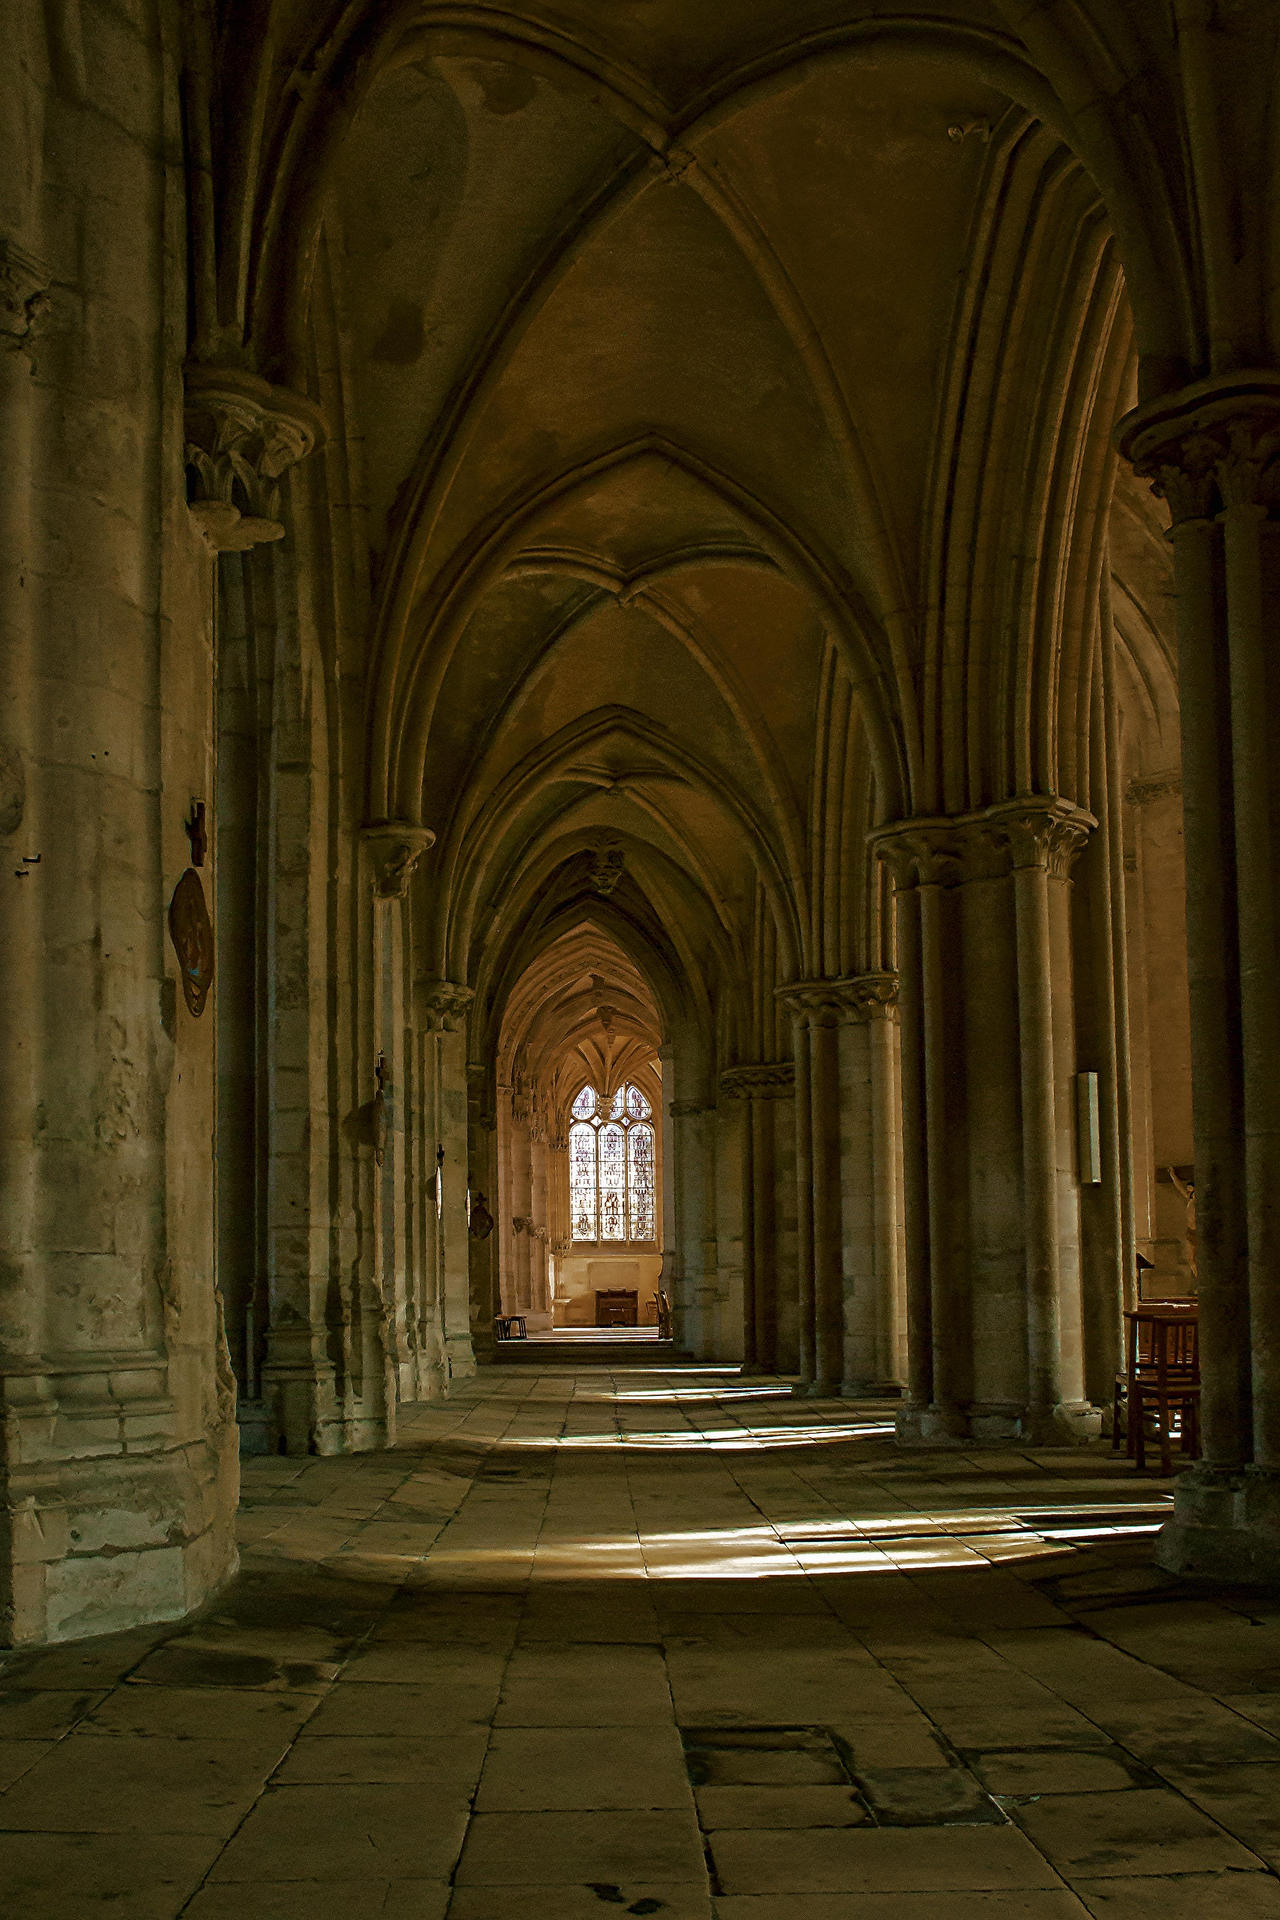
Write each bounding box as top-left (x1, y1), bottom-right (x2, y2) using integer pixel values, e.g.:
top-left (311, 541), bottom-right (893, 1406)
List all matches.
top-left (264, 3), bottom-right (1180, 1045)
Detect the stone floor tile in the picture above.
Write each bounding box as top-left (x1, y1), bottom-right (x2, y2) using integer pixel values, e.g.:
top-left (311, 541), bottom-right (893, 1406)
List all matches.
top-left (829, 1716), bottom-right (955, 1769)
top-left (1099, 1702), bottom-right (1280, 1766)
top-left (1150, 1760), bottom-right (1280, 1863)
top-left (0, 1829), bottom-right (223, 1919)
top-left (274, 1730), bottom-right (488, 1785)
top-left (475, 1724), bottom-right (691, 1809)
top-left (495, 1645), bottom-right (674, 1725)
top-left (0, 1733), bottom-right (284, 1835)
top-left (184, 1880), bottom-right (393, 1919)
top-left (695, 1783), bottom-right (868, 1827)
top-left (1010, 1786), bottom-right (1264, 1877)
top-left (455, 1808), bottom-right (706, 1884)
top-left (0, 1739), bottom-right (53, 1790)
top-left (128, 1643), bottom-right (336, 1692)
top-left (855, 1763), bottom-right (1001, 1824)
top-left (340, 1642), bottom-right (507, 1686)
top-left (709, 1823), bottom-right (1063, 1893)
top-left (447, 1886), bottom-right (714, 1919)
top-left (1070, 1871), bottom-right (1280, 1917)
top-left (0, 1687), bottom-right (105, 1739)
top-left (711, 1894), bottom-right (1092, 1918)
top-left (207, 1782), bottom-right (470, 1881)
top-left (303, 1679), bottom-right (498, 1735)
top-left (972, 1747), bottom-right (1143, 1796)
top-left (80, 1682), bottom-right (321, 1740)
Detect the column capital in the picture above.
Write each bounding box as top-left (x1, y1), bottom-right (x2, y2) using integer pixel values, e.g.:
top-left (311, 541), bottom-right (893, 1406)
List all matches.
top-left (775, 972), bottom-right (899, 1027)
top-left (0, 239), bottom-right (51, 363)
top-left (184, 363), bottom-right (327, 550)
top-left (1117, 370), bottom-right (1280, 524)
top-left (718, 1061), bottom-right (797, 1099)
top-left (872, 797), bottom-right (1094, 887)
top-left (417, 978), bottom-right (473, 1033)
top-left (362, 822), bottom-right (435, 898)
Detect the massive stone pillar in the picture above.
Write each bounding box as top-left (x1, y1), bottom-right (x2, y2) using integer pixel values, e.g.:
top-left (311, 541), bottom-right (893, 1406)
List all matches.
top-left (1120, 374), bottom-right (1280, 1579)
top-left (0, 36), bottom-right (256, 1634)
top-left (876, 802), bottom-right (1098, 1443)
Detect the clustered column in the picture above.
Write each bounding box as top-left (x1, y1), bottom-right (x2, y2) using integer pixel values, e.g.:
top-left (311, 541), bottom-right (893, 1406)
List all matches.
top-left (718, 1064), bottom-right (796, 1371)
top-left (875, 801), bottom-right (1096, 1443)
top-left (773, 974), bottom-right (904, 1397)
top-left (1120, 374), bottom-right (1280, 1579)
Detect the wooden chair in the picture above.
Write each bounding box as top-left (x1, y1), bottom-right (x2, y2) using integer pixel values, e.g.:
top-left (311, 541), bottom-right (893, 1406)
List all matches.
top-left (1114, 1303), bottom-right (1200, 1475)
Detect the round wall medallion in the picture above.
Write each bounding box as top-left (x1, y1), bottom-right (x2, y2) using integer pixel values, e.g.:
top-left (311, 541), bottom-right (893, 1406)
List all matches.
top-left (168, 867), bottom-right (214, 1017)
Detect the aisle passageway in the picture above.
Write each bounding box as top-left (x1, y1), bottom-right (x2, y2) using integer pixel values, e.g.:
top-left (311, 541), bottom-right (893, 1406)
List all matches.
top-left (4, 1368), bottom-right (1280, 1917)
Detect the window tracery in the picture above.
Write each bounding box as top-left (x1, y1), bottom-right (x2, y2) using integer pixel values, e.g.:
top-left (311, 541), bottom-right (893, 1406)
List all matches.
top-left (568, 1082), bottom-right (656, 1243)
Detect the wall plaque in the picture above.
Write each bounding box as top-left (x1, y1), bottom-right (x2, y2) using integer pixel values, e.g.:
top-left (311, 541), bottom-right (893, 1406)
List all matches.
top-left (168, 867), bottom-right (214, 1017)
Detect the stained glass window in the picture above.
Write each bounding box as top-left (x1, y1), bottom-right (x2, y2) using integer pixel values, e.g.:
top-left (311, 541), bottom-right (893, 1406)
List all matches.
top-left (567, 1082), bottom-right (656, 1243)
top-left (570, 1120), bottom-right (598, 1240)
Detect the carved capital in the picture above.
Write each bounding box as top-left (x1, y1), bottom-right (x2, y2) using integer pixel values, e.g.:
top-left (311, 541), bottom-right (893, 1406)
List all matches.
top-left (184, 364), bottom-right (327, 550)
top-left (1117, 371), bottom-right (1280, 525)
top-left (718, 1062), bottom-right (797, 1100)
top-left (418, 978), bottom-right (473, 1034)
top-left (363, 823), bottom-right (435, 899)
top-left (776, 972), bottom-right (899, 1028)
top-left (874, 797), bottom-right (1094, 887)
top-left (0, 240), bottom-right (51, 362)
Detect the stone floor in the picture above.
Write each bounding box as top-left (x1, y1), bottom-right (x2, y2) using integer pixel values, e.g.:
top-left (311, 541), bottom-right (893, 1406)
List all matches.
top-left (4, 1365), bottom-right (1280, 1918)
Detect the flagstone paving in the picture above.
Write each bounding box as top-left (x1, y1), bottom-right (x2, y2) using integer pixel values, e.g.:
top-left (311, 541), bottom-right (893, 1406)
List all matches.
top-left (3, 1364), bottom-right (1280, 1917)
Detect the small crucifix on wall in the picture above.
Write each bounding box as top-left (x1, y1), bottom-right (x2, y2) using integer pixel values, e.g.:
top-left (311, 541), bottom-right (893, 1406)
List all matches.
top-left (185, 799), bottom-right (207, 867)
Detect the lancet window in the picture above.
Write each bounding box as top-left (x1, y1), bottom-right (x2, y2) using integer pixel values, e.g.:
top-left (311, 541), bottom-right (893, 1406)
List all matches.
top-left (569, 1083), bottom-right (656, 1243)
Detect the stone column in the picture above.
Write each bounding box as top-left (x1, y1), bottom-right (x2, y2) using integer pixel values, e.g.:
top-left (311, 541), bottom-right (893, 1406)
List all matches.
top-left (466, 1064), bottom-right (499, 1363)
top-left (777, 978), bottom-right (901, 1395)
top-left (0, 243), bottom-right (49, 1376)
top-left (875, 800), bottom-right (1097, 1443)
top-left (839, 977), bottom-right (903, 1395)
top-left (529, 1122), bottom-right (551, 1324)
top-left (669, 1099), bottom-right (714, 1355)
top-left (718, 1064), bottom-right (795, 1371)
top-left (1120, 374), bottom-right (1280, 1576)
top-left (547, 1129), bottom-right (570, 1329)
top-left (418, 980), bottom-right (475, 1383)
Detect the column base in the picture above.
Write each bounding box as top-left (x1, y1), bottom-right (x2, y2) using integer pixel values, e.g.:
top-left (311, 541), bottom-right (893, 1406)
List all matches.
top-left (236, 1398), bottom-right (274, 1456)
top-left (1155, 1464), bottom-right (1280, 1584)
top-left (895, 1399), bottom-right (1101, 1446)
top-left (1, 1360), bottom-right (238, 1647)
top-left (445, 1333), bottom-right (477, 1382)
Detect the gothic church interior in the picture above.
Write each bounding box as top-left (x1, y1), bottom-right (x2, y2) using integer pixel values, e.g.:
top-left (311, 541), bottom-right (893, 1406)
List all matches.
top-left (4, 2), bottom-right (1280, 1913)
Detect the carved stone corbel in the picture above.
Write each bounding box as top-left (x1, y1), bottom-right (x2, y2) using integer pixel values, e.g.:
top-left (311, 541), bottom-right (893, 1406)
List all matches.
top-left (0, 240), bottom-right (51, 364)
top-left (362, 823), bottom-right (435, 899)
top-left (184, 364), bottom-right (327, 550)
top-left (418, 979), bottom-right (474, 1034)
